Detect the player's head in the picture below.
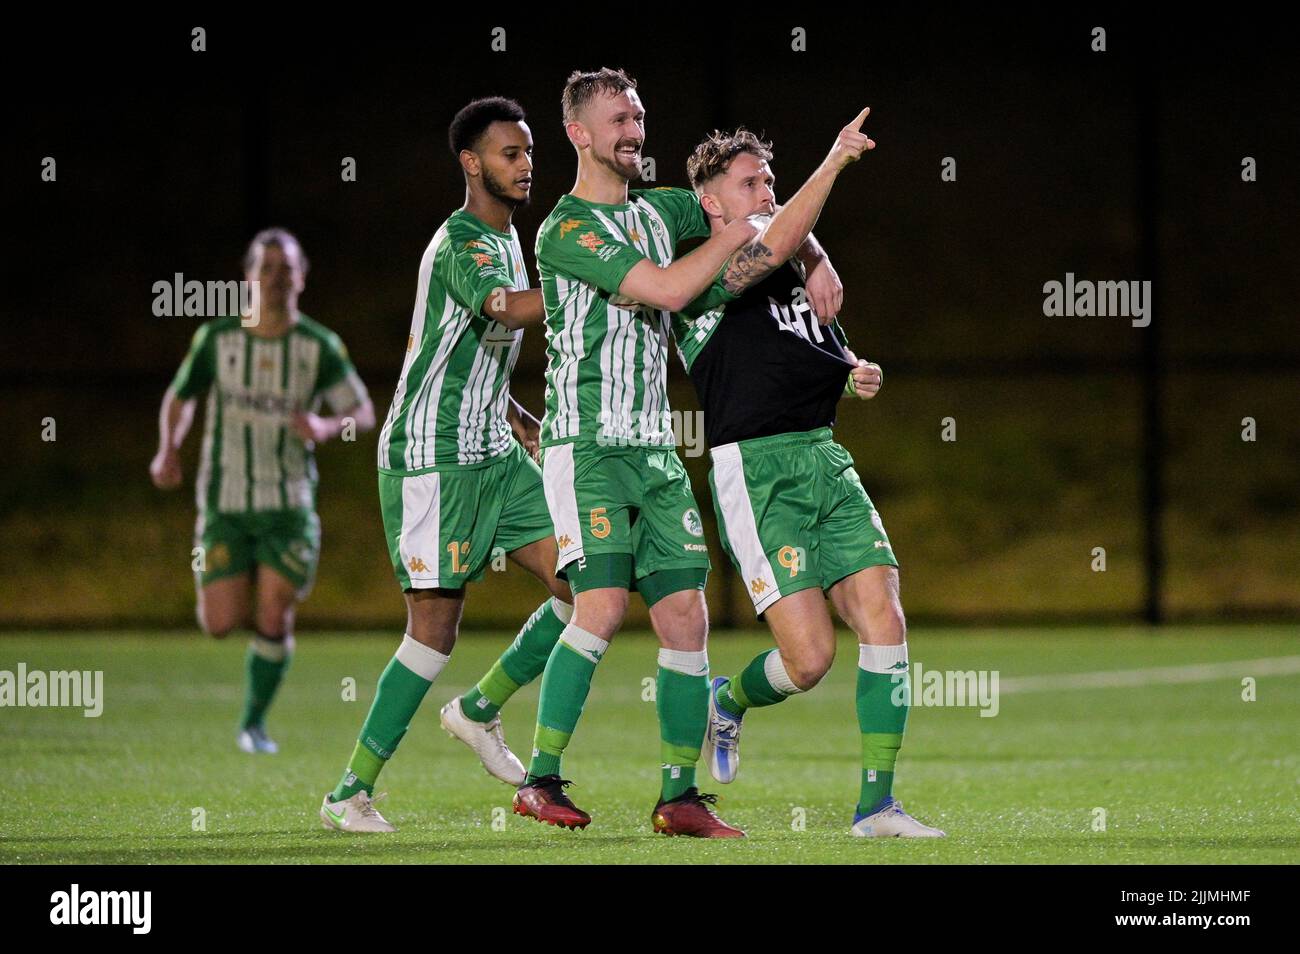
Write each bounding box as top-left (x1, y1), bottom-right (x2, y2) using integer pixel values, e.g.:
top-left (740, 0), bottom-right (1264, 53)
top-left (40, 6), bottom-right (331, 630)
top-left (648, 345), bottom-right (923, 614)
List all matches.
top-left (449, 96), bottom-right (533, 208)
top-left (242, 228), bottom-right (308, 310)
top-left (687, 128), bottom-right (776, 225)
top-left (561, 67), bottom-right (643, 182)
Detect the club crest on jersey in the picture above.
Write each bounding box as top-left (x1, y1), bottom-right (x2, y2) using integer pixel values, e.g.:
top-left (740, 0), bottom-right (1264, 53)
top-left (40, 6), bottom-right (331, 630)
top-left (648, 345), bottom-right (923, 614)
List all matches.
top-left (558, 219), bottom-right (583, 238)
top-left (682, 509), bottom-right (704, 537)
top-left (577, 231), bottom-right (604, 252)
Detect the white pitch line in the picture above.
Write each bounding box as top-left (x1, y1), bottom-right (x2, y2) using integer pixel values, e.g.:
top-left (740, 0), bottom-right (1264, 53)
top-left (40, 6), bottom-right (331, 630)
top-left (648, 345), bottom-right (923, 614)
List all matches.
top-left (997, 656), bottom-right (1300, 694)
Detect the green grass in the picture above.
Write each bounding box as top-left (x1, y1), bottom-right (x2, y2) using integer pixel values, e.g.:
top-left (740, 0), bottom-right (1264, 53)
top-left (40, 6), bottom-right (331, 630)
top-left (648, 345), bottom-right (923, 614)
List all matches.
top-left (1, 626), bottom-right (1297, 864)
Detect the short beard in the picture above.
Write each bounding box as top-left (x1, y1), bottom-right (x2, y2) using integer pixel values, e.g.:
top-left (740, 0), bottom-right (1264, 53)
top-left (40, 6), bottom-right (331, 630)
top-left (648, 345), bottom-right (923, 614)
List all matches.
top-left (596, 145), bottom-right (641, 183)
top-left (482, 167), bottom-right (528, 209)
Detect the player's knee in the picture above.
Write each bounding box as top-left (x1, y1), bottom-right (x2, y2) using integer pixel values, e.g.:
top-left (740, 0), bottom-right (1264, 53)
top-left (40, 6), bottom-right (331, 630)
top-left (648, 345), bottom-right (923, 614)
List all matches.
top-left (786, 646), bottom-right (834, 691)
top-left (573, 588), bottom-right (628, 638)
top-left (254, 600), bottom-right (294, 640)
top-left (876, 605), bottom-right (907, 645)
top-left (197, 608), bottom-right (238, 639)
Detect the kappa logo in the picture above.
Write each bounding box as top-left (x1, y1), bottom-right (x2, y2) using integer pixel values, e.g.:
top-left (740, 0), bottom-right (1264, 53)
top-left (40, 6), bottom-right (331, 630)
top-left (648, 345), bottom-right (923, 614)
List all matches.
top-left (682, 509), bottom-right (704, 538)
top-left (557, 534), bottom-right (574, 549)
top-left (464, 239), bottom-right (490, 250)
top-left (627, 228), bottom-right (643, 244)
top-left (407, 556), bottom-right (430, 573)
top-left (558, 218), bottom-right (583, 238)
top-left (750, 578), bottom-right (769, 595)
top-left (577, 231), bottom-right (604, 252)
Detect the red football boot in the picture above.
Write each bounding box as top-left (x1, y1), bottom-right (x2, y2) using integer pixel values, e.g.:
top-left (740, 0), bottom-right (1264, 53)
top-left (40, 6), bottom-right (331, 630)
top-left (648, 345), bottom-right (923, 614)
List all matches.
top-left (513, 776), bottom-right (591, 830)
top-left (651, 788), bottom-right (745, 838)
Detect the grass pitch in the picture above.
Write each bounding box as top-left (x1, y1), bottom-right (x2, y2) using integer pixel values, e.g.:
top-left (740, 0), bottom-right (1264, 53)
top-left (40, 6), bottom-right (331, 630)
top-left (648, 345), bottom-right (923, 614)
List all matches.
top-left (1, 626), bottom-right (1297, 864)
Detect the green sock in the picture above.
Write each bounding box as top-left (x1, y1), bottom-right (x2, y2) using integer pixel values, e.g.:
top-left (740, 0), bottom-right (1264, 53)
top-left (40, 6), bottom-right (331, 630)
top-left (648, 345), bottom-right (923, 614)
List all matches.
top-left (657, 649), bottom-right (709, 801)
top-left (856, 642), bottom-right (910, 816)
top-left (717, 649), bottom-right (797, 717)
top-left (526, 624), bottom-right (607, 783)
top-left (460, 597), bottom-right (570, 723)
top-left (330, 635), bottom-right (448, 802)
top-left (240, 634), bottom-right (292, 730)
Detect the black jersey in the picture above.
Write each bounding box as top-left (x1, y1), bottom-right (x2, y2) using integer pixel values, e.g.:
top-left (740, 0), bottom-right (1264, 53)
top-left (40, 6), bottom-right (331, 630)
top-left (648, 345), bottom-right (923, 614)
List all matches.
top-left (676, 262), bottom-right (856, 447)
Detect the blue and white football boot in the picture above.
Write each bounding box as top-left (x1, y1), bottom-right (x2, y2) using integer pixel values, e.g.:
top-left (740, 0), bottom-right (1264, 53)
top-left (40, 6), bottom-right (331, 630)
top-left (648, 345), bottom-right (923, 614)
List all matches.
top-left (704, 676), bottom-right (744, 784)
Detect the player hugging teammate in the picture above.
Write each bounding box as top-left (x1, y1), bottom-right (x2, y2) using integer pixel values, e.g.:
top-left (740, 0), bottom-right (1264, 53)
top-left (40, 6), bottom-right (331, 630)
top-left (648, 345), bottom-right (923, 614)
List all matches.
top-left (177, 67), bottom-right (944, 840)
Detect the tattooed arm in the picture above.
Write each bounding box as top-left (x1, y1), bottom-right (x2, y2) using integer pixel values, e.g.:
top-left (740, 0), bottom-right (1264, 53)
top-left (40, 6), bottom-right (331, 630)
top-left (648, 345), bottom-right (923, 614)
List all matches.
top-left (719, 106), bottom-right (876, 297)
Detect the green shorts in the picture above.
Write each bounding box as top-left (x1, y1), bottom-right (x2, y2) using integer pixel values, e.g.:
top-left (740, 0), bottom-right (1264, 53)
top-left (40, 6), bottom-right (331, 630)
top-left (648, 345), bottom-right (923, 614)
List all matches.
top-left (709, 428), bottom-right (898, 616)
top-left (540, 441), bottom-right (710, 604)
top-left (194, 508), bottom-right (321, 598)
top-left (379, 441), bottom-right (553, 591)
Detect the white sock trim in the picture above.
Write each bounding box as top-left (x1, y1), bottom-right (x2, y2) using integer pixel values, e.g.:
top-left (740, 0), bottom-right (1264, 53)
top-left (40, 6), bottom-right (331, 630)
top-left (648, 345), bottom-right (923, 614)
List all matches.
top-left (558, 623), bottom-right (609, 659)
top-left (764, 649), bottom-right (801, 694)
top-left (551, 597), bottom-right (574, 625)
top-left (657, 648), bottom-right (709, 677)
top-left (859, 641), bottom-right (908, 674)
top-left (395, 634), bottom-right (450, 682)
top-left (250, 634), bottom-right (292, 662)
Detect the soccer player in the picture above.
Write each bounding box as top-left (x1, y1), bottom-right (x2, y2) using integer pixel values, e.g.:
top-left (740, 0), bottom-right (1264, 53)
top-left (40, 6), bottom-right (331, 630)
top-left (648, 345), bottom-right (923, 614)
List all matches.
top-left (150, 228), bottom-right (375, 756)
top-left (319, 97), bottom-right (576, 834)
top-left (676, 122), bottom-right (946, 837)
top-left (512, 68), bottom-right (843, 837)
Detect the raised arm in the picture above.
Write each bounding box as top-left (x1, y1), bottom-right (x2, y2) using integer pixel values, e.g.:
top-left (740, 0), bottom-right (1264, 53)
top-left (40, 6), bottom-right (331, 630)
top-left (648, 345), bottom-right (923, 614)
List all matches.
top-left (720, 107), bottom-right (875, 297)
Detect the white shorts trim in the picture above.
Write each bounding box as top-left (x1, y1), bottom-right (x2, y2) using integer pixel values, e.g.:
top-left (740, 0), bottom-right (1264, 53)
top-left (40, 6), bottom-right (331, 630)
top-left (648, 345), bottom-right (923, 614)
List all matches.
top-left (399, 471), bottom-right (442, 588)
top-left (542, 442), bottom-right (585, 571)
top-left (711, 452), bottom-right (780, 615)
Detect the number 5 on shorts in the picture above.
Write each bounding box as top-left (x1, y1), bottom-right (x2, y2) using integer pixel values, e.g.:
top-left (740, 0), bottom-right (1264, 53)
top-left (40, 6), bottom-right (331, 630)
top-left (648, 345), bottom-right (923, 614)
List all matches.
top-left (590, 507), bottom-right (611, 539)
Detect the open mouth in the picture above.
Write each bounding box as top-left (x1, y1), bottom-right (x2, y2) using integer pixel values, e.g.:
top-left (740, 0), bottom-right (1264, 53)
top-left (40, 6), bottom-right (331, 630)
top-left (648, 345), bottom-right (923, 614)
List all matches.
top-left (616, 144), bottom-right (642, 162)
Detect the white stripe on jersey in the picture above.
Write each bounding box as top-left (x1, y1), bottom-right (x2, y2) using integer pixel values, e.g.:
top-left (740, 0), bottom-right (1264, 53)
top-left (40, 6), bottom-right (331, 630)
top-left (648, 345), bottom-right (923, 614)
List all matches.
top-left (216, 332), bottom-right (248, 512)
top-left (409, 296), bottom-right (466, 470)
top-left (632, 198), bottom-right (674, 264)
top-left (551, 275), bottom-right (589, 442)
top-left (379, 227), bottom-right (441, 469)
top-left (249, 338), bottom-right (284, 511)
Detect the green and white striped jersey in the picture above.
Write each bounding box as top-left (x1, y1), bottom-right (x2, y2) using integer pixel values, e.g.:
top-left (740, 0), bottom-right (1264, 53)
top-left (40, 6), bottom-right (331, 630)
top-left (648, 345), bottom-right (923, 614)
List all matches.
top-left (377, 210), bottom-right (528, 472)
top-left (535, 187), bottom-right (709, 448)
top-left (170, 314), bottom-right (368, 515)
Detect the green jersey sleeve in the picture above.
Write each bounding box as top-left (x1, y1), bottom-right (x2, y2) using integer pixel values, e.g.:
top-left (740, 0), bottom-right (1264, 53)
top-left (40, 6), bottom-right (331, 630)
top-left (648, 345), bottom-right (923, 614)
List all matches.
top-left (437, 221), bottom-right (516, 318)
top-left (678, 258), bottom-right (739, 320)
top-left (170, 322), bottom-right (216, 399)
top-left (315, 331), bottom-right (369, 415)
top-left (637, 187), bottom-right (710, 243)
top-left (536, 210), bottom-right (646, 295)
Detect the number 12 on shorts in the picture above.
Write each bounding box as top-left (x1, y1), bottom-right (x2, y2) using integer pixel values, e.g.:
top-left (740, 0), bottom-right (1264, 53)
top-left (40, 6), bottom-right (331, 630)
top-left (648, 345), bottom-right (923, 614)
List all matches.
top-left (447, 540), bottom-right (470, 574)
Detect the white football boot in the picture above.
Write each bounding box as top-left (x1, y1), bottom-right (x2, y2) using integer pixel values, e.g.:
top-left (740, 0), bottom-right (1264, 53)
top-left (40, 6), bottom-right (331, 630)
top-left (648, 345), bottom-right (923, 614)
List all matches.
top-left (237, 726), bottom-right (278, 754)
top-left (704, 676), bottom-right (744, 784)
top-left (439, 699), bottom-right (526, 785)
top-left (850, 797), bottom-right (946, 837)
top-left (319, 791), bottom-right (396, 833)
